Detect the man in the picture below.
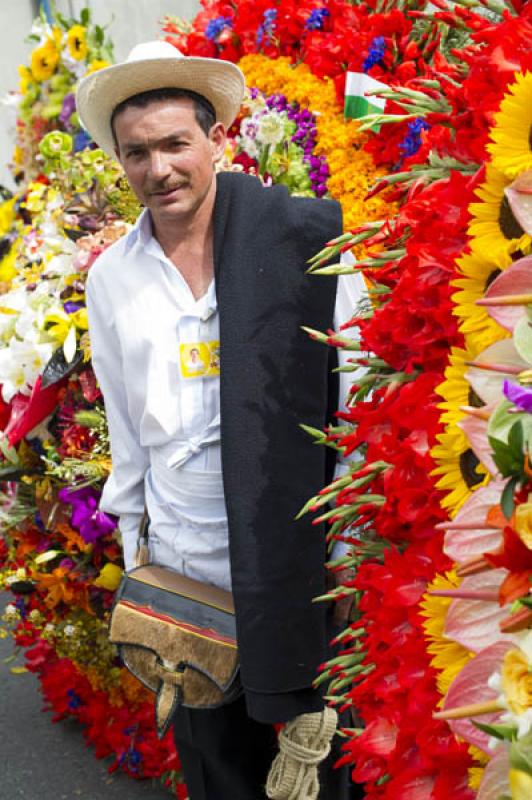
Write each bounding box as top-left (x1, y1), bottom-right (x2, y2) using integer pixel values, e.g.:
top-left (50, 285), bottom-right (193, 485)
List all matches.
top-left (77, 42), bottom-right (364, 800)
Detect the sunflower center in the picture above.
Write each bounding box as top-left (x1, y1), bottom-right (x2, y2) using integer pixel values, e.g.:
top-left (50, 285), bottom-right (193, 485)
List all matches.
top-left (499, 196), bottom-right (525, 241)
top-left (485, 268), bottom-right (501, 289)
top-left (468, 387), bottom-right (484, 408)
top-left (459, 448), bottom-right (484, 489)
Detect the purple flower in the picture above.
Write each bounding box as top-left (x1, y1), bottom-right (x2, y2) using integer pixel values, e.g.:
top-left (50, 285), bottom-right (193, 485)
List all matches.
top-left (205, 15), bottom-right (233, 42)
top-left (58, 486), bottom-right (117, 544)
top-left (64, 301), bottom-right (84, 314)
top-left (398, 118), bottom-right (430, 158)
top-left (256, 8), bottom-right (277, 45)
top-left (305, 8), bottom-right (330, 30)
top-left (363, 36), bottom-right (386, 72)
top-left (59, 93), bottom-right (76, 129)
top-left (503, 379), bottom-right (532, 413)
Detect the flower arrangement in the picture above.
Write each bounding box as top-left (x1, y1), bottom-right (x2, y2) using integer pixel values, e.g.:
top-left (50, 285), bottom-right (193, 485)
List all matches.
top-left (5, 0), bottom-right (532, 797)
top-left (0, 5), bottom-right (394, 795)
top-left (7, 7), bottom-right (113, 181)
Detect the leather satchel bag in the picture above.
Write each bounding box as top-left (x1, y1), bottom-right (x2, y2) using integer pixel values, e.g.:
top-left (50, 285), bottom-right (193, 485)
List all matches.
top-left (108, 525), bottom-right (240, 738)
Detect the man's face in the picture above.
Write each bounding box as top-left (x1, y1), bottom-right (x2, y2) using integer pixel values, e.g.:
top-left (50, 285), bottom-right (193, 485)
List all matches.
top-left (113, 97), bottom-right (226, 226)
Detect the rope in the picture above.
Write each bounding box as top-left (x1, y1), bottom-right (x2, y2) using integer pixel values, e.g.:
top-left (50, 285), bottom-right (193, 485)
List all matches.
top-left (266, 706), bottom-right (338, 800)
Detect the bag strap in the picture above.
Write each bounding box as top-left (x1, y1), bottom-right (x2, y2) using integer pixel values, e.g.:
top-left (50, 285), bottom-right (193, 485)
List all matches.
top-left (135, 507), bottom-right (150, 567)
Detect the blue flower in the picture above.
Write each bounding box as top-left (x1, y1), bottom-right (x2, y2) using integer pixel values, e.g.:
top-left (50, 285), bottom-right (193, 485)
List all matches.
top-left (256, 8), bottom-right (278, 45)
top-left (205, 16), bottom-right (233, 42)
top-left (398, 118), bottom-right (430, 158)
top-left (67, 689), bottom-right (82, 710)
top-left (73, 130), bottom-right (92, 153)
top-left (363, 36), bottom-right (386, 72)
top-left (305, 8), bottom-right (330, 30)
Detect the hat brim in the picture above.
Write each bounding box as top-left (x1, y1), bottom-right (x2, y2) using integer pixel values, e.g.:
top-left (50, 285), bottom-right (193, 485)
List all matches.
top-left (76, 55), bottom-right (246, 158)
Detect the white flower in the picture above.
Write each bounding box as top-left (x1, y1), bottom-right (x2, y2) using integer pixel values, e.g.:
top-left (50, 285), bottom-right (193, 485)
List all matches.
top-left (3, 604), bottom-right (19, 620)
top-left (257, 112), bottom-right (287, 146)
top-left (42, 252), bottom-right (75, 278)
top-left (0, 346), bottom-right (30, 402)
top-left (63, 624), bottom-right (76, 637)
top-left (44, 623), bottom-right (55, 635)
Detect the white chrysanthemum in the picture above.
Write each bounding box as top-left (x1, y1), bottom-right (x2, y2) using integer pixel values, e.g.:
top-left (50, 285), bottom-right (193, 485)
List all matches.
top-left (257, 112), bottom-right (286, 146)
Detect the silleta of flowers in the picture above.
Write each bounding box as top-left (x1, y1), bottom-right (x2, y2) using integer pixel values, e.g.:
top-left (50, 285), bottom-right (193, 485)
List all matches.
top-left (3, 0), bottom-right (532, 797)
top-left (0, 4), bottom-right (395, 795)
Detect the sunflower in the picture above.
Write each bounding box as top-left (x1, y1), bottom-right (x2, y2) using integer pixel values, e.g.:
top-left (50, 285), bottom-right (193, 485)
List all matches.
top-left (452, 249), bottom-right (511, 356)
top-left (431, 425), bottom-right (491, 517)
top-left (67, 25), bottom-right (88, 62)
top-left (30, 38), bottom-right (60, 82)
top-left (420, 570), bottom-right (474, 699)
top-left (85, 59), bottom-right (111, 75)
top-left (436, 346), bottom-right (485, 429)
top-left (488, 72), bottom-right (532, 179)
top-left (468, 165), bottom-right (532, 260)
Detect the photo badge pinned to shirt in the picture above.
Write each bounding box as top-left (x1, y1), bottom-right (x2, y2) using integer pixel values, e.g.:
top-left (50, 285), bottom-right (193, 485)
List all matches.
top-left (179, 341), bottom-right (220, 379)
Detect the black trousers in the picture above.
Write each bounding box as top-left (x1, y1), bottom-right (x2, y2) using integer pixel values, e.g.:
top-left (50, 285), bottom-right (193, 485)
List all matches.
top-left (172, 692), bottom-right (363, 800)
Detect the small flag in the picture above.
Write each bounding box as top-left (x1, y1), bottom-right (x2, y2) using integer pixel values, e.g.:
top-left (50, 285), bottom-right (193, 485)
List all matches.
top-left (344, 72), bottom-right (387, 120)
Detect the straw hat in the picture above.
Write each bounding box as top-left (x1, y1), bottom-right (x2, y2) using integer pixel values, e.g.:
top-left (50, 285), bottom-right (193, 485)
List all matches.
top-left (76, 41), bottom-right (246, 158)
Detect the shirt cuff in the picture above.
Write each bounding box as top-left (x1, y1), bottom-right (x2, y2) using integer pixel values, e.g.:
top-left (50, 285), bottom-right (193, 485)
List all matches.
top-left (117, 514), bottom-right (144, 571)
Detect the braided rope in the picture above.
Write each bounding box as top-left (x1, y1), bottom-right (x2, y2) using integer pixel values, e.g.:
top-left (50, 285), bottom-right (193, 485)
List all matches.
top-left (266, 707), bottom-right (338, 800)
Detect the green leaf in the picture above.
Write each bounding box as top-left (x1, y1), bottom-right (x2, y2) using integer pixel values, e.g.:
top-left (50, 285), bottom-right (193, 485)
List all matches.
top-left (501, 475), bottom-right (519, 519)
top-left (81, 8), bottom-right (91, 26)
top-left (95, 25), bottom-right (104, 46)
top-left (510, 730), bottom-right (532, 774)
top-left (473, 720), bottom-right (517, 741)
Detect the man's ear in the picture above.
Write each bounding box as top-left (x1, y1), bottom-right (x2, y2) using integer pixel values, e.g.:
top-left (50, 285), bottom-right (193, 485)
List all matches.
top-left (210, 122), bottom-right (227, 163)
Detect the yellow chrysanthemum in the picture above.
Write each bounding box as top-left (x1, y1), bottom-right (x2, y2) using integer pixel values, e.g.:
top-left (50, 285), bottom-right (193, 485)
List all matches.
top-left (420, 570), bottom-right (474, 699)
top-left (452, 249), bottom-right (512, 356)
top-left (431, 425), bottom-right (491, 517)
top-left (468, 165), bottom-right (532, 260)
top-left (85, 59), bottom-right (110, 75)
top-left (0, 249), bottom-right (17, 284)
top-left (237, 55), bottom-right (394, 234)
top-left (488, 71), bottom-right (532, 179)
top-left (30, 38), bottom-right (59, 82)
top-left (67, 25), bottom-right (88, 61)
top-left (468, 767), bottom-right (485, 792)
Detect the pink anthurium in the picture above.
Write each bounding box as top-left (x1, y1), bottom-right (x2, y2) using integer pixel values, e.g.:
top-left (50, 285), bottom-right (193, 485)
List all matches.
top-left (478, 254), bottom-right (532, 332)
top-left (440, 640), bottom-right (513, 752)
top-left (442, 481), bottom-right (506, 562)
top-left (466, 339), bottom-right (529, 405)
top-left (444, 570), bottom-right (512, 653)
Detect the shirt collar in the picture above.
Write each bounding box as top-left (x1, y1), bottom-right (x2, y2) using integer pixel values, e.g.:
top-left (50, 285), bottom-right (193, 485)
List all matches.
top-left (124, 208), bottom-right (152, 255)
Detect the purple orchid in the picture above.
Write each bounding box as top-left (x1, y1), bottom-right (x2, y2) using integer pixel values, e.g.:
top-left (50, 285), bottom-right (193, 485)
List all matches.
top-left (59, 93), bottom-right (76, 129)
top-left (58, 486), bottom-right (117, 544)
top-left (503, 379), bottom-right (532, 413)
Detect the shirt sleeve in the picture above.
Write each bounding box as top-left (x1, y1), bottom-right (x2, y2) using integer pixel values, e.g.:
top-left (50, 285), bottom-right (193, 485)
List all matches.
top-left (330, 252), bottom-right (368, 561)
top-left (86, 272), bottom-right (150, 570)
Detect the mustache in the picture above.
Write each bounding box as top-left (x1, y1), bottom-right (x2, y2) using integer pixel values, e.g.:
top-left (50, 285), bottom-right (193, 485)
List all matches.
top-left (147, 181), bottom-right (185, 195)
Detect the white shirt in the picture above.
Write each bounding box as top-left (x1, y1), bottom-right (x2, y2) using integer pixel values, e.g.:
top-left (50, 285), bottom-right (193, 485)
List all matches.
top-left (86, 209), bottom-right (365, 589)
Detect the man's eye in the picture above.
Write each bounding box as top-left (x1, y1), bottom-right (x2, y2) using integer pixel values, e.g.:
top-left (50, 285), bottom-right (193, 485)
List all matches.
top-left (127, 149), bottom-right (144, 159)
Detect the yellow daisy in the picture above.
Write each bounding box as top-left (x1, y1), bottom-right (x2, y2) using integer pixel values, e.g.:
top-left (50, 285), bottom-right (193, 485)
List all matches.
top-left (468, 165), bottom-right (532, 260)
top-left (431, 426), bottom-right (491, 517)
top-left (67, 25), bottom-right (88, 62)
top-left (488, 72), bottom-right (532, 179)
top-left (420, 570), bottom-right (474, 699)
top-left (30, 38), bottom-right (59, 82)
top-left (452, 249), bottom-right (511, 356)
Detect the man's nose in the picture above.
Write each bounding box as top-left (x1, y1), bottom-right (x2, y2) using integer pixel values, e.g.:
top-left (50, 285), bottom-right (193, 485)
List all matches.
top-left (148, 150), bottom-right (172, 180)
